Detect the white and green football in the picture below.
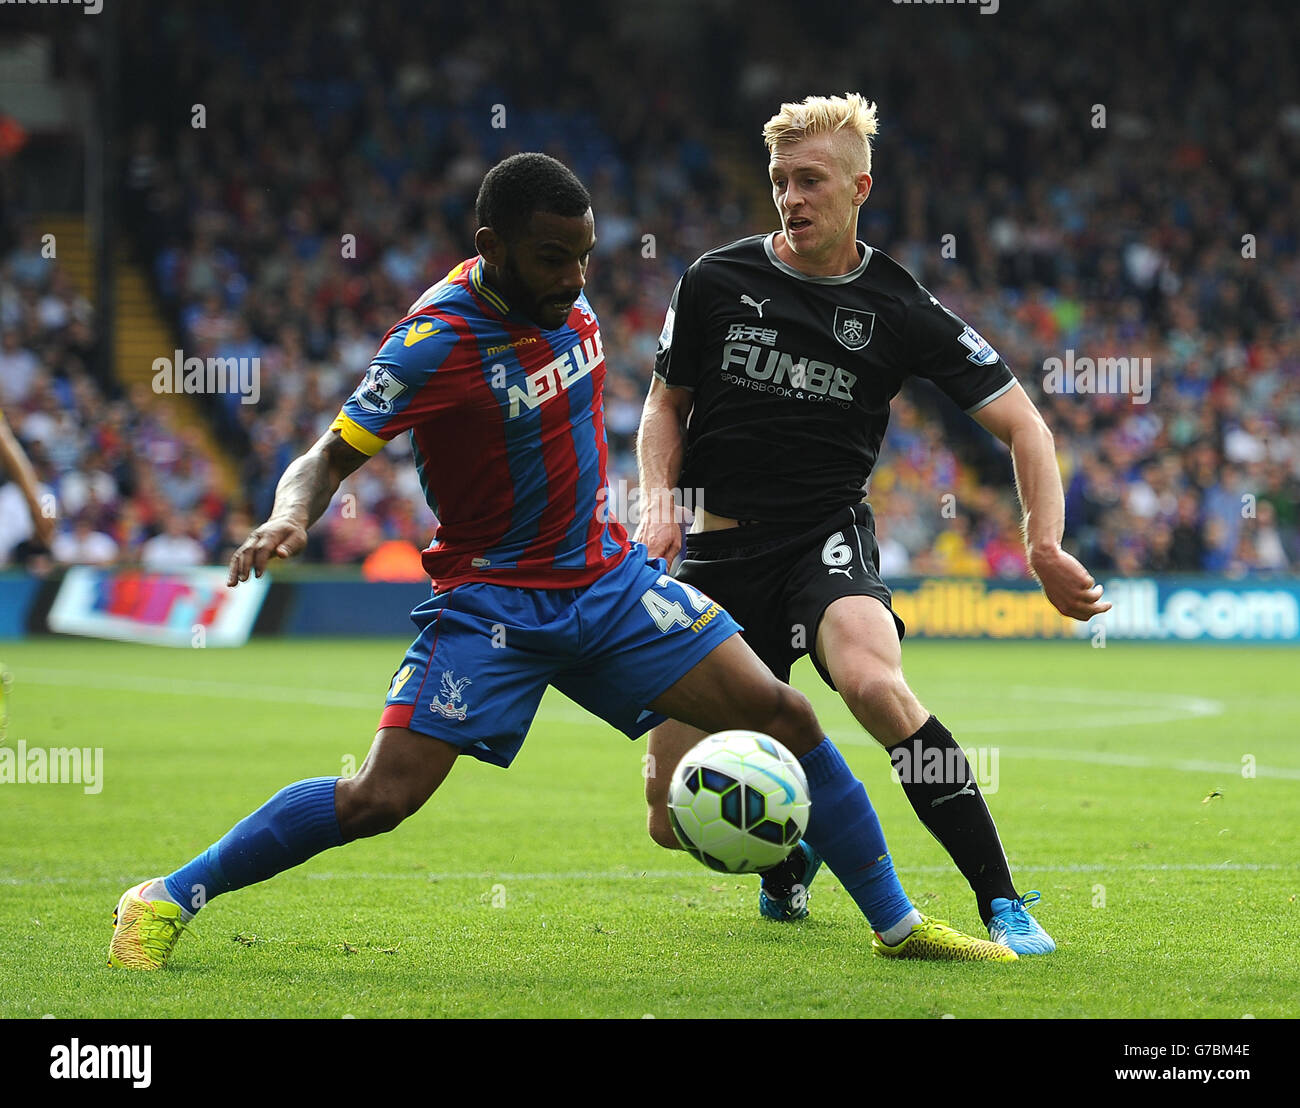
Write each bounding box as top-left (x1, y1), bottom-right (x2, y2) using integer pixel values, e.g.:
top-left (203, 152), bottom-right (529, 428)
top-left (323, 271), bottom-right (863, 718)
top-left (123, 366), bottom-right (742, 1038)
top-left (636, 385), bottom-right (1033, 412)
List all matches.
top-left (667, 730), bottom-right (811, 873)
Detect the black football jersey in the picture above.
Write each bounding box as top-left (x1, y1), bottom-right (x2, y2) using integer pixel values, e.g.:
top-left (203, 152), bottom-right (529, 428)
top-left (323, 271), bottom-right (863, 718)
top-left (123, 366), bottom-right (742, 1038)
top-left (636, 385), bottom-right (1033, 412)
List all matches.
top-left (653, 233), bottom-right (1017, 525)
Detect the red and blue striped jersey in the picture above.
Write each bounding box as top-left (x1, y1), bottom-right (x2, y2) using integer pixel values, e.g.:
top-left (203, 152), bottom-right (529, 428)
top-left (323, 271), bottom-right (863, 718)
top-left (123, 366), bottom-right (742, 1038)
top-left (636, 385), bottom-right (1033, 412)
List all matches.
top-left (330, 257), bottom-right (631, 591)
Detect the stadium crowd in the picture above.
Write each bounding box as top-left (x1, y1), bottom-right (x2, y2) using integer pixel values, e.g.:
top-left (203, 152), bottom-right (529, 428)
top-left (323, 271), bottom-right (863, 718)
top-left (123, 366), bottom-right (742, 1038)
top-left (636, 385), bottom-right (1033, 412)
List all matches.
top-left (1, 0), bottom-right (1297, 580)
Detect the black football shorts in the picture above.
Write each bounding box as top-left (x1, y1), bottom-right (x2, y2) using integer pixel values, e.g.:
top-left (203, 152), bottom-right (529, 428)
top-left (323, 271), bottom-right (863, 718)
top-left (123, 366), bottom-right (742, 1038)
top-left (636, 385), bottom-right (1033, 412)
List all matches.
top-left (676, 501), bottom-right (905, 689)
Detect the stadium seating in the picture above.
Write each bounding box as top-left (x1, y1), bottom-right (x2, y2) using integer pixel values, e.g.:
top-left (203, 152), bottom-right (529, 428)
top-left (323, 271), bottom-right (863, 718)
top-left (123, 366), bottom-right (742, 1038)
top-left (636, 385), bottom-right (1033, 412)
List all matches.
top-left (2, 0), bottom-right (1296, 576)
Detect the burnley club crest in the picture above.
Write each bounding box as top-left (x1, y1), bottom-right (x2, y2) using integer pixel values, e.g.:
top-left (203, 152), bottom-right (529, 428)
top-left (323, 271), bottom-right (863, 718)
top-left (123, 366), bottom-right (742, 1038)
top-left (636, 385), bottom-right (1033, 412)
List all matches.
top-left (833, 307), bottom-right (875, 351)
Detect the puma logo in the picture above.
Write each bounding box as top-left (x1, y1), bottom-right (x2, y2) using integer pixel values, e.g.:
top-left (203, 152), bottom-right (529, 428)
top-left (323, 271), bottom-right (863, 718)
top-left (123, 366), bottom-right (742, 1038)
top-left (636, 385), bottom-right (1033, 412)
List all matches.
top-left (828, 567), bottom-right (853, 577)
top-left (931, 782), bottom-right (977, 808)
top-left (740, 294), bottom-right (770, 318)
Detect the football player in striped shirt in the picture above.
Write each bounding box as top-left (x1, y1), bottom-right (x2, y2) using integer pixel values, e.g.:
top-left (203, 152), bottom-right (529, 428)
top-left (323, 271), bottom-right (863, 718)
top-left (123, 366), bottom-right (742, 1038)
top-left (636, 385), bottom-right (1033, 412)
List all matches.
top-left (108, 154), bottom-right (1016, 970)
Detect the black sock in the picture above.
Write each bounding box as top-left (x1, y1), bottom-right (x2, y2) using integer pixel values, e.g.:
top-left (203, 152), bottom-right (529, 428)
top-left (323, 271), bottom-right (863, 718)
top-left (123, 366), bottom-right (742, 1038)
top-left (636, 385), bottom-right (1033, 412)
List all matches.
top-left (889, 715), bottom-right (1016, 925)
top-left (758, 847), bottom-right (805, 898)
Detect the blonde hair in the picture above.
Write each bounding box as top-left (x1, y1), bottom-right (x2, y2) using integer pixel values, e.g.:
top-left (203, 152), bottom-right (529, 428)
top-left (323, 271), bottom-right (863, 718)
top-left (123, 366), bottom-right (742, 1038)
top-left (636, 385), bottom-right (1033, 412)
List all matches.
top-left (762, 93), bottom-right (879, 175)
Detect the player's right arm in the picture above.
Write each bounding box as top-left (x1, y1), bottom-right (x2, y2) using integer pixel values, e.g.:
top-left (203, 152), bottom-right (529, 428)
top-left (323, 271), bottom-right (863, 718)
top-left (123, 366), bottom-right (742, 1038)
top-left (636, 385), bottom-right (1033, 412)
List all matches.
top-left (635, 376), bottom-right (694, 562)
top-left (227, 430), bottom-right (368, 585)
top-left (229, 314), bottom-right (459, 586)
top-left (635, 268), bottom-right (703, 563)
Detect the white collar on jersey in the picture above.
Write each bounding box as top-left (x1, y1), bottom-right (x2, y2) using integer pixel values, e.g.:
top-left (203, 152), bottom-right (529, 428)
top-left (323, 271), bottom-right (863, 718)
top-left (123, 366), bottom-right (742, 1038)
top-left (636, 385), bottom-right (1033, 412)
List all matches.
top-left (763, 232), bottom-right (873, 284)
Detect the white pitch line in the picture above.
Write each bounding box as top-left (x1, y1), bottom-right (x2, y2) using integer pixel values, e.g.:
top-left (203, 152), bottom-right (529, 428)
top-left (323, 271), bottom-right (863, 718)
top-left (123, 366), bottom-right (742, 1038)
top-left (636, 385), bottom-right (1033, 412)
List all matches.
top-left (965, 746), bottom-right (1300, 780)
top-left (13, 669), bottom-right (1224, 723)
top-left (821, 731), bottom-right (1300, 779)
top-left (13, 667), bottom-right (1300, 779)
top-left (485, 684), bottom-right (1230, 734)
top-left (2, 862), bottom-right (1297, 887)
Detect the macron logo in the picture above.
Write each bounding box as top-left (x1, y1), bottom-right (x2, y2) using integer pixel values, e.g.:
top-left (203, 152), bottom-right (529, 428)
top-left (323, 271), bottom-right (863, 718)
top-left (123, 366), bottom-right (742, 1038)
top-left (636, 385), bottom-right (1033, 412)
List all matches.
top-left (50, 1039), bottom-right (151, 1089)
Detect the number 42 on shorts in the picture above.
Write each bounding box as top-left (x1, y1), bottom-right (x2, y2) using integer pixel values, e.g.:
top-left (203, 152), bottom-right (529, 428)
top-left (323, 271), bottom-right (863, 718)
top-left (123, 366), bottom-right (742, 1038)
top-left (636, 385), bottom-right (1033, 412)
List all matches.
top-left (640, 575), bottom-right (717, 633)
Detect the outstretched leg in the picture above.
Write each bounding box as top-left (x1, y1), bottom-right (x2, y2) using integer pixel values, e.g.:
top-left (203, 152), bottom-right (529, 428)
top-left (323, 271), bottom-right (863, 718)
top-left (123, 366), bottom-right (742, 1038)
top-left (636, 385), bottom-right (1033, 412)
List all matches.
top-left (108, 728), bottom-right (457, 969)
top-left (644, 718), bottom-right (708, 850)
top-left (645, 633), bottom-right (1014, 959)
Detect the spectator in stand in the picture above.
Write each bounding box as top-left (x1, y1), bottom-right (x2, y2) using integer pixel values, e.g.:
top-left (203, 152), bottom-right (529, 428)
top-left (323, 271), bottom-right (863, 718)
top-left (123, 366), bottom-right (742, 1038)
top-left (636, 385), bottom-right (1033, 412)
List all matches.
top-left (52, 513), bottom-right (119, 566)
top-left (140, 514), bottom-right (207, 569)
top-left (983, 501), bottom-right (1030, 579)
top-left (1169, 492), bottom-right (1207, 571)
top-left (1145, 523), bottom-right (1177, 574)
top-left (1251, 501), bottom-right (1290, 573)
top-left (0, 329), bottom-right (41, 406)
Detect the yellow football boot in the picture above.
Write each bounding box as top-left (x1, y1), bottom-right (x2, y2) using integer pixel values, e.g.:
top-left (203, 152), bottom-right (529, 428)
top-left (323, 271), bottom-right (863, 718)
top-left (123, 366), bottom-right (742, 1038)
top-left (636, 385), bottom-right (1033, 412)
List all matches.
top-left (108, 881), bottom-right (194, 969)
top-left (873, 915), bottom-right (1018, 962)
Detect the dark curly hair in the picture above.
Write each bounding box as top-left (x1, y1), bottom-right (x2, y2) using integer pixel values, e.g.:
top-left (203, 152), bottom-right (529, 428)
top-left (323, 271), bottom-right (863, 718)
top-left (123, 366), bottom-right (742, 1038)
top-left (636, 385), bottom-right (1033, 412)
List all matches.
top-left (475, 153), bottom-right (591, 244)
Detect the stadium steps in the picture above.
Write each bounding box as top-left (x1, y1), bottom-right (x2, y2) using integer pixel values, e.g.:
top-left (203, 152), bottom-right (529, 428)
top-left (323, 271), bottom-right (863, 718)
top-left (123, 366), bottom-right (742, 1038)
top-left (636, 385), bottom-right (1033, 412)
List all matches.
top-left (41, 214), bottom-right (238, 497)
top-left (712, 135), bottom-right (775, 221)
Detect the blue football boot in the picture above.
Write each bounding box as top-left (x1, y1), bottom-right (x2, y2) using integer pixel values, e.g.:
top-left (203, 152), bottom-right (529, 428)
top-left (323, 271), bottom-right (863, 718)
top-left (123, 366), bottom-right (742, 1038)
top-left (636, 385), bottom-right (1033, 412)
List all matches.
top-left (758, 841), bottom-right (823, 922)
top-left (987, 890), bottom-right (1056, 954)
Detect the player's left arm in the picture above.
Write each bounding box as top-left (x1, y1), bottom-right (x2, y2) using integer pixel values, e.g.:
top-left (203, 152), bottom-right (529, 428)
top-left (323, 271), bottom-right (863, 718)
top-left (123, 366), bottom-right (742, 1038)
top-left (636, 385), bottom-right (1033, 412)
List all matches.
top-left (972, 384), bottom-right (1111, 621)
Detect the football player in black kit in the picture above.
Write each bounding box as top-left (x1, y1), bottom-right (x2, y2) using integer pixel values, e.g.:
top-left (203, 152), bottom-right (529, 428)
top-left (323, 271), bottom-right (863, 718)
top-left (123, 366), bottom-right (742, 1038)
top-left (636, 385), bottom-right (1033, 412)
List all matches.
top-left (635, 94), bottom-right (1111, 954)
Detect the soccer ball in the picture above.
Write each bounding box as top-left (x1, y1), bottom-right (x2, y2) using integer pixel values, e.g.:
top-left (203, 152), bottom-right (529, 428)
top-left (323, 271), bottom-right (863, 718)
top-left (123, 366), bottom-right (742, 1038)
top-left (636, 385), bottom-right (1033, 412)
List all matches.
top-left (667, 730), bottom-right (811, 873)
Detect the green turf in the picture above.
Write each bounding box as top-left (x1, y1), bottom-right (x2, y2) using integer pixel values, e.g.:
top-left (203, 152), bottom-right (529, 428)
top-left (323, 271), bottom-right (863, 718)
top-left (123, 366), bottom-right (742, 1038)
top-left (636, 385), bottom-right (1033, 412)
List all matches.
top-left (2, 636), bottom-right (1297, 1018)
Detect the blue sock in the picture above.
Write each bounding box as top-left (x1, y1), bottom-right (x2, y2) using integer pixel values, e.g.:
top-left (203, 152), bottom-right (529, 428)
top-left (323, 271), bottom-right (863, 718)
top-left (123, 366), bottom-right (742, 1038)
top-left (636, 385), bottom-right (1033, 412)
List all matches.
top-left (163, 777), bottom-right (343, 913)
top-left (799, 738), bottom-right (914, 934)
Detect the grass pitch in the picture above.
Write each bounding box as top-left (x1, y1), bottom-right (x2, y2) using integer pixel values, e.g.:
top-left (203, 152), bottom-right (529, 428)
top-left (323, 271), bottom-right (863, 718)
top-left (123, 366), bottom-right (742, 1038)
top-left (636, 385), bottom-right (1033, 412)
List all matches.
top-left (2, 636), bottom-right (1297, 1018)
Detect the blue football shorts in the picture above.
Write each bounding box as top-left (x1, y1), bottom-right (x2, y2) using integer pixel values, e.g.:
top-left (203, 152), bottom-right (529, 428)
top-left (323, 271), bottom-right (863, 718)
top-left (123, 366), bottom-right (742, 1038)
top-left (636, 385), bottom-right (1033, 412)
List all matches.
top-left (377, 545), bottom-right (741, 767)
